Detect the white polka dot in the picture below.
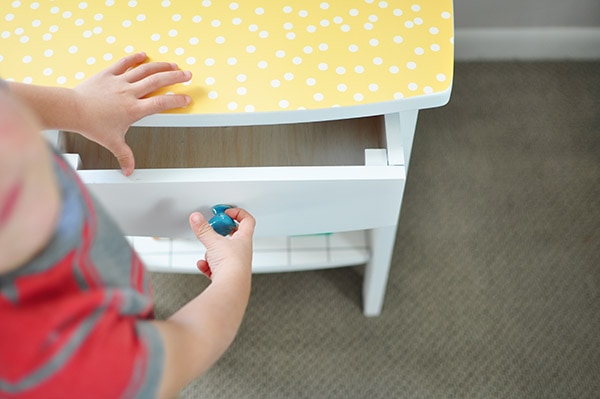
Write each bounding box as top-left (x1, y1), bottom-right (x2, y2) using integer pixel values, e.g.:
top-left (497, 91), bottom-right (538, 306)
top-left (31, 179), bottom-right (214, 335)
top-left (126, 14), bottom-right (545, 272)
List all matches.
top-left (414, 18), bottom-right (423, 25)
top-left (283, 22), bottom-right (293, 30)
top-left (284, 72), bottom-right (294, 81)
top-left (168, 29), bottom-right (178, 37)
top-left (95, 13), bottom-right (104, 21)
top-left (205, 58), bottom-right (215, 66)
top-left (430, 27), bottom-right (439, 35)
top-left (245, 105), bottom-right (255, 112)
top-left (286, 32), bottom-right (296, 40)
top-left (62, 11), bottom-right (72, 18)
top-left (314, 93), bottom-right (324, 101)
top-left (32, 19), bottom-right (41, 27)
top-left (283, 6), bottom-right (292, 13)
top-left (122, 20), bottom-right (132, 28)
top-left (106, 36), bottom-right (116, 44)
top-left (171, 13), bottom-right (182, 22)
top-left (364, 22), bottom-right (373, 30)
top-left (412, 4), bottom-right (421, 12)
top-left (318, 43), bottom-right (328, 51)
top-left (369, 39), bottom-right (379, 46)
top-left (337, 84), bottom-right (347, 92)
top-left (83, 30), bottom-right (93, 38)
top-left (208, 91), bottom-right (218, 99)
top-left (271, 80), bottom-right (281, 88)
top-left (348, 44), bottom-right (359, 52)
top-left (299, 10), bottom-right (308, 17)
top-left (407, 61), bottom-right (416, 70)
top-left (175, 47), bottom-right (184, 55)
top-left (369, 84), bottom-right (379, 92)
top-left (257, 60), bottom-right (268, 69)
top-left (341, 24), bottom-right (350, 32)
top-left (431, 44), bottom-right (440, 52)
top-left (318, 62), bottom-right (328, 71)
top-left (405, 21), bottom-right (414, 28)
top-left (186, 57), bottom-right (196, 65)
top-left (128, 0), bottom-right (137, 6)
top-left (159, 46), bottom-right (168, 54)
top-left (276, 50), bottom-right (286, 58)
top-left (20, 36), bottom-right (29, 43)
top-left (43, 68), bottom-right (52, 76)
top-left (394, 36), bottom-right (403, 44)
top-left (215, 36), bottom-right (225, 44)
top-left (436, 73), bottom-right (447, 82)
top-left (205, 77), bottom-right (215, 85)
top-left (75, 18), bottom-right (84, 26)
top-left (369, 14), bottom-right (378, 22)
top-left (161, 0), bottom-right (171, 6)
top-left (227, 57), bottom-right (237, 65)
top-left (442, 11), bottom-right (451, 19)
top-left (42, 33), bottom-right (52, 41)
top-left (103, 53), bottom-right (113, 61)
top-left (86, 57), bottom-right (96, 65)
top-left (394, 92), bottom-right (404, 99)
top-left (237, 74), bottom-right (247, 82)
top-left (105, 0), bottom-right (115, 6)
top-left (22, 77), bottom-right (33, 84)
top-left (57, 76), bottom-right (67, 84)
top-left (259, 30), bottom-right (269, 38)
top-left (349, 8), bottom-right (359, 16)
top-left (211, 19), bottom-right (221, 27)
top-left (303, 46), bottom-right (313, 54)
top-left (373, 57), bottom-right (383, 65)
top-left (333, 16), bottom-right (343, 24)
top-left (378, 1), bottom-right (388, 7)
top-left (202, 0), bottom-right (212, 6)
top-left (75, 72), bottom-right (85, 80)
top-left (230, 2), bottom-right (239, 10)
top-left (49, 25), bottom-right (58, 33)
top-left (232, 17), bottom-right (241, 25)
top-left (336, 66), bottom-right (346, 75)
top-left (393, 9), bottom-right (403, 16)
top-left (424, 86), bottom-right (434, 94)
top-left (415, 47), bottom-right (425, 55)
top-left (354, 93), bottom-right (364, 101)
top-left (408, 82), bottom-right (418, 91)
top-left (246, 45), bottom-right (256, 53)
top-left (93, 27), bottom-right (102, 34)
top-left (11, 1), bottom-right (21, 8)
top-left (44, 49), bottom-right (53, 57)
top-left (151, 33), bottom-right (160, 41)
top-left (228, 102), bottom-right (238, 111)
top-left (279, 100), bottom-right (289, 108)
top-left (30, 2), bottom-right (39, 9)
top-left (193, 15), bottom-right (202, 23)
top-left (306, 78), bottom-right (316, 86)
top-left (320, 19), bottom-right (330, 27)
top-left (68, 46), bottom-right (78, 54)
top-left (389, 65), bottom-right (399, 74)
top-left (354, 65), bottom-right (365, 74)
top-left (136, 14), bottom-right (146, 22)
top-left (292, 57), bottom-right (302, 65)
top-left (49, 7), bottom-right (58, 14)
top-left (320, 2), bottom-right (330, 10)
top-left (237, 87), bottom-right (247, 95)
top-left (189, 37), bottom-right (199, 45)
top-left (255, 7), bottom-right (264, 15)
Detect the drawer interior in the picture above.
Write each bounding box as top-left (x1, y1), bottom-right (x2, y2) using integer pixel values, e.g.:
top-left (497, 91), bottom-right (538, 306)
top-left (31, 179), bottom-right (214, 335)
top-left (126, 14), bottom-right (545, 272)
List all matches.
top-left (60, 116), bottom-right (384, 169)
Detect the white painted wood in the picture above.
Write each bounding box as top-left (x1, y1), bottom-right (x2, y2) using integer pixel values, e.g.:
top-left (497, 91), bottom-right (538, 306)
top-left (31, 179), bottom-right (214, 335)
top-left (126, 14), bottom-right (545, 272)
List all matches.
top-left (384, 111), bottom-right (418, 168)
top-left (363, 224), bottom-right (399, 317)
top-left (79, 165), bottom-right (405, 240)
top-left (455, 27), bottom-right (600, 60)
top-left (134, 90), bottom-right (451, 127)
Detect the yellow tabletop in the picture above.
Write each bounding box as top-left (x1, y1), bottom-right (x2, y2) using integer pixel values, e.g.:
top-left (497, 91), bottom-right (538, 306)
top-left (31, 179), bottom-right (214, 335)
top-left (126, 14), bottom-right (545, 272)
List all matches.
top-left (1, 1), bottom-right (454, 116)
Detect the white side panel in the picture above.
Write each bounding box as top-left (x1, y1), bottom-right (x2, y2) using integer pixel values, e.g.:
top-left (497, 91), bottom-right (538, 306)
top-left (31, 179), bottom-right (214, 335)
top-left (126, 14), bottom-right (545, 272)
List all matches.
top-left (80, 166), bottom-right (405, 239)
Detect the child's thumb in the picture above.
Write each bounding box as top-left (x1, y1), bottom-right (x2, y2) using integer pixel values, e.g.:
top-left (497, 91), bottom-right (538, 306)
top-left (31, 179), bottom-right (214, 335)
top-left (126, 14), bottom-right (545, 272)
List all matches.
top-left (189, 212), bottom-right (218, 245)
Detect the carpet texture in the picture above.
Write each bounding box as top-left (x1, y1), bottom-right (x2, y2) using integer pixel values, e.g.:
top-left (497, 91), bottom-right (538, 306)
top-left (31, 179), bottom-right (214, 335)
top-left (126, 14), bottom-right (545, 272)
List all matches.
top-left (151, 62), bottom-right (600, 399)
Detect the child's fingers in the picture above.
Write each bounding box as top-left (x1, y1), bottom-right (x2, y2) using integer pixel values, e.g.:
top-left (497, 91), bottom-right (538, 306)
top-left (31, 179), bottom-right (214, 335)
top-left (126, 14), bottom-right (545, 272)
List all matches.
top-left (196, 259), bottom-right (212, 278)
top-left (224, 208), bottom-right (256, 238)
top-left (108, 52), bottom-right (147, 75)
top-left (189, 212), bottom-right (220, 244)
top-left (125, 61), bottom-right (180, 84)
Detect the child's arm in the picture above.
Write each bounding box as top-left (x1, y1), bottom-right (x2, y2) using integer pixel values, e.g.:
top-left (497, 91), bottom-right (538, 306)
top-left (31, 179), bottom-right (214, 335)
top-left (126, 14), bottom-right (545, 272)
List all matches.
top-left (7, 52), bottom-right (191, 176)
top-left (150, 208), bottom-right (256, 399)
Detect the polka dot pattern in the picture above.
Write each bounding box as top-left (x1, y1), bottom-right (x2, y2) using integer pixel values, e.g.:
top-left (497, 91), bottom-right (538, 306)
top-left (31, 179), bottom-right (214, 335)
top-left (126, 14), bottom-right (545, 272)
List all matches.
top-left (1, 1), bottom-right (453, 114)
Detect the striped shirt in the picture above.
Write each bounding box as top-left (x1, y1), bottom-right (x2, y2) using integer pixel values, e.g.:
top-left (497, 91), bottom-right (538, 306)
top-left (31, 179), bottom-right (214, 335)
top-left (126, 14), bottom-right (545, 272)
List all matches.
top-left (0, 149), bottom-right (164, 398)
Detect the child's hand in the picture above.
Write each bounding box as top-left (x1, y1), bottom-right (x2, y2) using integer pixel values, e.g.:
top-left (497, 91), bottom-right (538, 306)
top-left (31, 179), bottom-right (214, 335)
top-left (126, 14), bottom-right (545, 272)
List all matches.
top-left (73, 52), bottom-right (192, 175)
top-left (188, 208), bottom-right (255, 280)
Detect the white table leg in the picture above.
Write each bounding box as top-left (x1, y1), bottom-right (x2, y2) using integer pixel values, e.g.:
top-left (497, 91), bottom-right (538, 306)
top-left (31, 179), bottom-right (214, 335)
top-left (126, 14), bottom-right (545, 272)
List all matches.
top-left (363, 224), bottom-right (399, 316)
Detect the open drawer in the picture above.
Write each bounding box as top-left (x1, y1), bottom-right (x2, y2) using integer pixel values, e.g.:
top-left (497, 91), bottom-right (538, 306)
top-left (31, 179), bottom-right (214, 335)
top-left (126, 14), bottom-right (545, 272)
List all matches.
top-left (58, 116), bottom-right (405, 273)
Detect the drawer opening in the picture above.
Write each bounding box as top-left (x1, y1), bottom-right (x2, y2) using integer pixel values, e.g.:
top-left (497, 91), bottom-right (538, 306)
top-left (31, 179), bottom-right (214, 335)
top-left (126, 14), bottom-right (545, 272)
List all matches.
top-left (60, 116), bottom-right (385, 169)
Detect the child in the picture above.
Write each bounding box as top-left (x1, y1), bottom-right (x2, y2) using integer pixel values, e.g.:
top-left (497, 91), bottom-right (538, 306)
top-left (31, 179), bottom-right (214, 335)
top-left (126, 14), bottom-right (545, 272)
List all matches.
top-left (0, 53), bottom-right (255, 398)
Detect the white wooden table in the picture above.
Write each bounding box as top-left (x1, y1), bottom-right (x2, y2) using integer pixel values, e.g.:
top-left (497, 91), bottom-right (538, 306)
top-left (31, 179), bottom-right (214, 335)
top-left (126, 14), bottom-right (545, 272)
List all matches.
top-left (1, 0), bottom-right (454, 316)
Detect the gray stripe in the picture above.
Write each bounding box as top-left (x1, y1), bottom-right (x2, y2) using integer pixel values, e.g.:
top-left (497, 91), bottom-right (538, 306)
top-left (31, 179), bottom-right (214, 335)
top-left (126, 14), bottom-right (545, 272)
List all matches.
top-left (0, 291), bottom-right (113, 394)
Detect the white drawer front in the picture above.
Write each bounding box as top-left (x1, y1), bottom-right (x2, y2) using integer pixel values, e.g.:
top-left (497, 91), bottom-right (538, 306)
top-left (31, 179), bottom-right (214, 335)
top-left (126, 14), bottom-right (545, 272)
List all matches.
top-left (79, 165), bottom-right (405, 239)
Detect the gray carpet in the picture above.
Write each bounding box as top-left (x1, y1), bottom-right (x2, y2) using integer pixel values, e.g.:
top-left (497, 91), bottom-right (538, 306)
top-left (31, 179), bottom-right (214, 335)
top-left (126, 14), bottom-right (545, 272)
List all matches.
top-left (151, 62), bottom-right (600, 399)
